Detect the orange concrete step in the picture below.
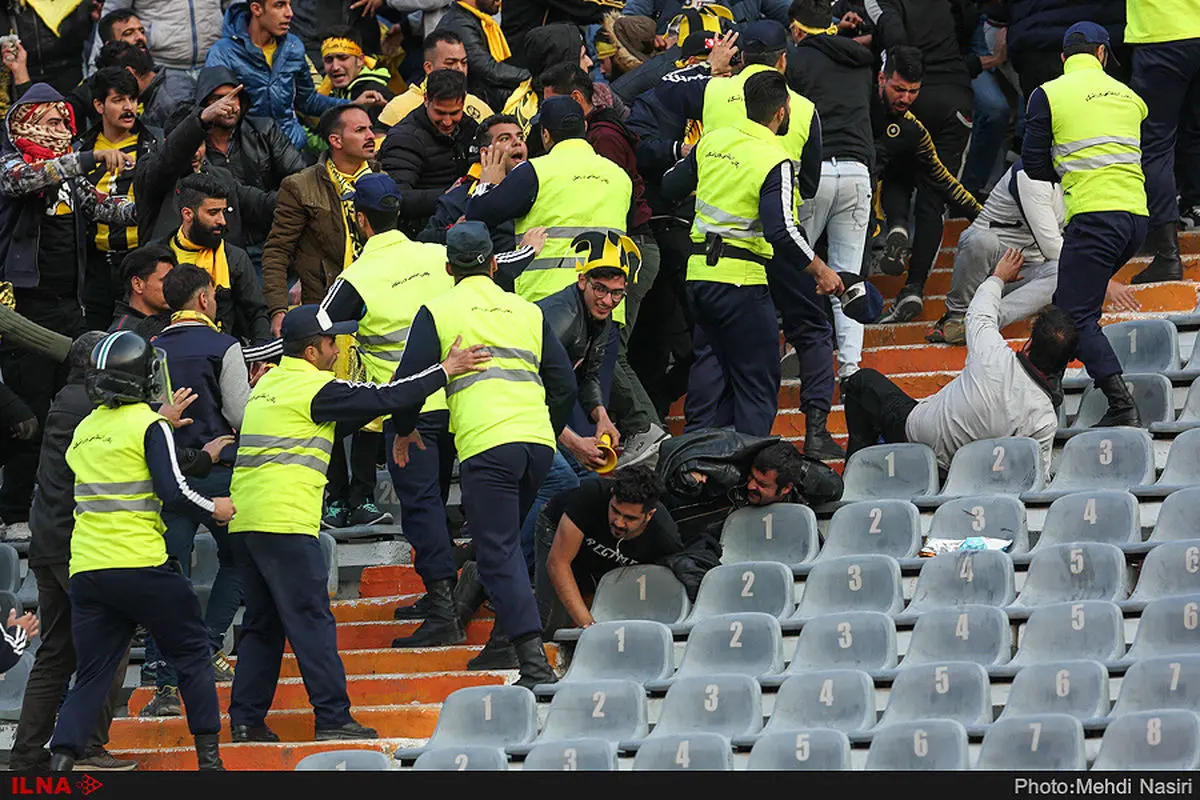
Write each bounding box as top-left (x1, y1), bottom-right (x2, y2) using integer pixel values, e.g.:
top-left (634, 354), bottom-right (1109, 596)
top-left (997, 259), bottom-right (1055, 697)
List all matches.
top-left (331, 595), bottom-right (419, 623)
top-left (312, 617), bottom-right (497, 652)
top-left (271, 643), bottom-right (558, 678)
top-left (110, 740), bottom-right (405, 772)
top-left (359, 565), bottom-right (428, 598)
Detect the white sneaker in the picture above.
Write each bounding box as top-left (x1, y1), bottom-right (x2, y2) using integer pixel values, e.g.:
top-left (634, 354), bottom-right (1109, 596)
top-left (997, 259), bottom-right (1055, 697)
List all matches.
top-left (614, 424), bottom-right (669, 471)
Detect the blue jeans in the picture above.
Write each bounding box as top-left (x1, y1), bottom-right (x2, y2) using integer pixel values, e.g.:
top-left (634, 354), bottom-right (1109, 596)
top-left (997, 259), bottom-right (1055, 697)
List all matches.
top-left (961, 18), bottom-right (1013, 195)
top-left (519, 449), bottom-right (581, 575)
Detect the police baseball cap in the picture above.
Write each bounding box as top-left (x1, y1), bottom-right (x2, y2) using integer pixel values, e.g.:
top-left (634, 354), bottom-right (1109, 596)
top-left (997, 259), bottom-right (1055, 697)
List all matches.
top-left (530, 95), bottom-right (586, 134)
top-left (838, 274), bottom-right (883, 324)
top-left (738, 20), bottom-right (788, 54)
top-left (446, 221), bottom-right (494, 268)
top-left (1063, 21), bottom-right (1119, 65)
top-left (348, 172), bottom-right (402, 211)
top-left (681, 30), bottom-right (719, 60)
top-left (281, 304), bottom-right (358, 342)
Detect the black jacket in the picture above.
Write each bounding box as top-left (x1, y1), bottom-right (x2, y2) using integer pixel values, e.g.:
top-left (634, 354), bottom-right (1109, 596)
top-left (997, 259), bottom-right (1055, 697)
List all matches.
top-left (501, 1), bottom-right (611, 67)
top-left (865, 0), bottom-right (976, 87)
top-left (418, 176), bottom-right (517, 253)
top-left (610, 46), bottom-right (683, 105)
top-left (786, 34), bottom-right (875, 168)
top-left (0, 2), bottom-right (92, 94)
top-left (535, 284), bottom-right (610, 416)
top-left (379, 107), bottom-right (478, 233)
top-left (108, 298), bottom-right (171, 341)
top-left (1008, 0), bottom-right (1125, 55)
top-left (435, 3), bottom-right (530, 111)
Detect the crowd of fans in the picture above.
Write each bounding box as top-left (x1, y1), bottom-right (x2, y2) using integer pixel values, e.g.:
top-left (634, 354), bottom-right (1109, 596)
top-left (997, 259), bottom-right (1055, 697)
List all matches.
top-left (0, 0), bottom-right (1194, 772)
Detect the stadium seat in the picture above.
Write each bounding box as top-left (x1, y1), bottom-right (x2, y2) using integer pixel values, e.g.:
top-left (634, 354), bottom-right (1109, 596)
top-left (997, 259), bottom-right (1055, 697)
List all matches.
top-left (809, 500), bottom-right (921, 569)
top-left (512, 680), bottom-right (648, 755)
top-left (720, 504), bottom-right (819, 570)
top-left (1121, 541), bottom-right (1200, 613)
top-left (654, 613), bottom-right (783, 689)
top-left (1129, 487), bottom-right (1200, 556)
top-left (0, 652), bottom-right (32, 722)
top-left (520, 739), bottom-right (619, 771)
top-left (393, 685), bottom-right (537, 760)
top-left (556, 565), bottom-right (690, 641)
top-left (674, 562), bottom-right (794, 634)
top-left (1021, 490), bottom-right (1140, 559)
top-left (1121, 596), bottom-right (1200, 662)
top-left (15, 569), bottom-right (36, 613)
top-left (864, 719), bottom-right (970, 770)
top-left (319, 531), bottom-right (338, 597)
top-left (748, 670), bottom-right (875, 742)
top-left (634, 674), bottom-right (763, 747)
top-left (875, 662), bottom-right (993, 734)
top-left (997, 660), bottom-right (1111, 722)
top-left (1151, 375), bottom-right (1200, 434)
top-left (914, 437), bottom-right (1045, 508)
top-left (1109, 655), bottom-right (1200, 718)
top-left (631, 732), bottom-right (733, 770)
top-left (295, 750), bottom-right (392, 770)
top-left (1062, 320), bottom-right (1180, 391)
top-left (1091, 710), bottom-right (1200, 770)
top-left (0, 543), bottom-right (19, 594)
top-left (0, 591), bottom-right (22, 627)
top-left (925, 495), bottom-right (1030, 555)
top-left (896, 605), bottom-right (1012, 670)
top-left (1059, 374), bottom-right (1173, 435)
top-left (837, 443), bottom-right (939, 505)
top-left (767, 611), bottom-right (898, 686)
top-left (1021, 428), bottom-right (1155, 503)
top-left (1008, 543), bottom-right (1129, 612)
top-left (1134, 429), bottom-right (1200, 499)
top-left (191, 532), bottom-right (219, 591)
top-left (997, 602), bottom-right (1125, 675)
top-left (411, 746), bottom-right (508, 771)
top-left (897, 550), bottom-right (1016, 623)
top-left (543, 620), bottom-right (674, 695)
top-left (974, 713), bottom-right (1086, 770)
top-left (746, 729), bottom-right (853, 770)
top-left (789, 554), bottom-right (904, 624)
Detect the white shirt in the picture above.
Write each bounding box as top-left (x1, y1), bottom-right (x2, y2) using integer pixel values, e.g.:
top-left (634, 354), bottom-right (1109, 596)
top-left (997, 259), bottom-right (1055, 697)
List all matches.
top-left (974, 164), bottom-right (1065, 263)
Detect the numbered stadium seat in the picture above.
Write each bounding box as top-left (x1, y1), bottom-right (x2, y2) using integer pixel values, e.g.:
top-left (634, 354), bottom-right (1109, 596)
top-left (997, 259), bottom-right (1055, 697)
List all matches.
top-left (632, 674), bottom-right (763, 748)
top-left (1129, 487), bottom-right (1200, 556)
top-left (720, 504), bottom-right (819, 570)
top-left (510, 680), bottom-right (647, 755)
top-left (1121, 541), bottom-right (1200, 613)
top-left (876, 662), bottom-right (993, 735)
top-left (411, 746), bottom-right (508, 771)
top-left (1135, 429), bottom-right (1200, 499)
top-left (1062, 320), bottom-right (1180, 391)
top-left (1021, 428), bottom-right (1154, 504)
top-left (674, 562), bottom-right (795, 634)
top-left (897, 550), bottom-right (1016, 624)
top-left (393, 685), bottom-right (536, 760)
top-left (295, 750), bottom-right (392, 770)
top-left (765, 611), bottom-right (898, 687)
top-left (556, 565), bottom-right (690, 641)
top-left (1091, 710), bottom-right (1200, 770)
top-left (1022, 490), bottom-right (1141, 560)
top-left (1122, 597), bottom-right (1200, 663)
top-left (543, 620), bottom-right (674, 695)
top-left (520, 739), bottom-right (618, 771)
top-left (808, 500), bottom-right (921, 570)
top-left (914, 437), bottom-right (1045, 508)
top-left (0, 652), bottom-right (32, 721)
top-left (925, 494), bottom-right (1030, 555)
top-left (998, 602), bottom-right (1125, 676)
top-left (0, 543), bottom-right (19, 594)
top-left (631, 732), bottom-right (733, 770)
top-left (746, 729), bottom-right (852, 771)
top-left (864, 719), bottom-right (970, 770)
top-left (789, 554), bottom-right (904, 624)
top-left (1008, 543), bottom-right (1129, 612)
top-left (1109, 655), bottom-right (1200, 718)
top-left (974, 713), bottom-right (1086, 770)
top-left (748, 670), bottom-right (875, 743)
top-left (1059, 374), bottom-right (1173, 435)
top-left (1151, 375), bottom-right (1200, 434)
top-left (837, 443), bottom-right (939, 505)
top-left (651, 613), bottom-right (783, 690)
top-left (997, 660), bottom-right (1111, 722)
top-left (896, 605), bottom-right (1013, 670)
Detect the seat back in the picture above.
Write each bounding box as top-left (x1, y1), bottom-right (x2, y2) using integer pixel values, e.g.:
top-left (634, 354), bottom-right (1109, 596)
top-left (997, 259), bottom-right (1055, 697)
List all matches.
top-left (939, 437), bottom-right (1045, 498)
top-left (1124, 595), bottom-right (1200, 660)
top-left (1034, 490), bottom-right (1139, 550)
top-left (877, 662), bottom-right (992, 728)
top-left (1129, 541), bottom-right (1200, 605)
top-left (294, 750), bottom-right (392, 771)
top-left (0, 543), bottom-right (19, 594)
top-left (764, 670), bottom-right (876, 734)
top-left (191, 533), bottom-right (219, 590)
top-left (0, 653), bottom-right (33, 720)
top-left (904, 550), bottom-right (1017, 614)
top-left (411, 746), bottom-right (508, 771)
top-left (632, 732), bottom-right (733, 770)
top-left (1010, 601), bottom-right (1125, 665)
top-left (521, 739), bottom-right (619, 771)
top-left (792, 554), bottom-right (904, 621)
top-left (688, 561), bottom-right (795, 621)
top-left (840, 443), bottom-right (939, 502)
top-left (788, 610), bottom-right (899, 673)
top-left (590, 565), bottom-right (691, 626)
top-left (1150, 487), bottom-right (1200, 544)
top-left (558, 620), bottom-right (674, 686)
top-left (423, 685), bottom-right (537, 750)
top-left (1072, 374), bottom-right (1173, 428)
top-left (720, 504), bottom-right (819, 568)
top-left (1044, 428), bottom-right (1155, 493)
top-left (975, 713), bottom-right (1086, 770)
top-left (1110, 654), bottom-right (1200, 717)
top-left (675, 612), bottom-right (784, 679)
top-left (819, 500), bottom-right (921, 561)
top-left (649, 674), bottom-right (764, 740)
top-left (747, 729), bottom-right (852, 771)
top-left (1012, 542), bottom-right (1129, 607)
top-left (901, 604), bottom-right (1012, 668)
top-left (927, 495), bottom-right (1030, 554)
top-left (1092, 710), bottom-right (1200, 770)
top-left (998, 659), bottom-right (1110, 721)
top-left (1155, 429), bottom-right (1200, 488)
top-left (1103, 319), bottom-right (1181, 373)
top-left (537, 679), bottom-right (649, 744)
top-left (864, 719), bottom-right (970, 770)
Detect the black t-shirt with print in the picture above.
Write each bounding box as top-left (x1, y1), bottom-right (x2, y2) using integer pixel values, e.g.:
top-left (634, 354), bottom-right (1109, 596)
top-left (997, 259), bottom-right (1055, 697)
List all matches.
top-left (544, 478), bottom-right (684, 588)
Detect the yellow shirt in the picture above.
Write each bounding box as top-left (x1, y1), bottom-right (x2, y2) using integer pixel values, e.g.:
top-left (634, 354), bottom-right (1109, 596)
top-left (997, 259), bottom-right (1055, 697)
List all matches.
top-left (378, 81), bottom-right (493, 128)
top-left (262, 38), bottom-right (277, 68)
top-left (93, 132), bottom-right (139, 251)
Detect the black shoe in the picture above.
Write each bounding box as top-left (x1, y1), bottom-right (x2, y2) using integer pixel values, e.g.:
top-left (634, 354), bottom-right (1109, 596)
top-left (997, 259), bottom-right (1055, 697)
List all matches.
top-left (1131, 222), bottom-right (1184, 284)
top-left (320, 502), bottom-right (350, 530)
top-left (392, 592), bottom-right (434, 620)
top-left (348, 502), bottom-right (393, 527)
top-left (314, 721), bottom-right (378, 741)
top-left (878, 228), bottom-right (911, 276)
top-left (230, 724), bottom-right (280, 743)
top-left (390, 579), bottom-right (466, 648)
top-left (803, 407), bottom-right (845, 462)
top-left (49, 751), bottom-right (76, 772)
top-left (194, 734), bottom-right (224, 771)
top-left (876, 288), bottom-right (924, 324)
top-left (1095, 374), bottom-right (1142, 428)
top-left (452, 560), bottom-right (487, 629)
top-left (512, 634), bottom-right (557, 690)
top-left (466, 628), bottom-right (519, 670)
top-left (75, 747), bottom-right (138, 771)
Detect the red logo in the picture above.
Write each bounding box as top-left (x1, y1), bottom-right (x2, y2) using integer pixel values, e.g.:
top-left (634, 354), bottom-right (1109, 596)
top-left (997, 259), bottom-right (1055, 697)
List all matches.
top-left (9, 776), bottom-right (104, 795)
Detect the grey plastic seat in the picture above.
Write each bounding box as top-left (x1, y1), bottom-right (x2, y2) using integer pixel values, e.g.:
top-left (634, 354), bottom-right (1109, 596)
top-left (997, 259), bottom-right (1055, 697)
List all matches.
top-left (393, 685), bottom-right (536, 760)
top-left (295, 750), bottom-right (392, 770)
top-left (15, 569), bottom-right (36, 613)
top-left (631, 732), bottom-right (733, 770)
top-left (1092, 710), bottom-right (1200, 770)
top-left (837, 443), bottom-right (939, 504)
top-left (1121, 541), bottom-right (1200, 613)
top-left (1151, 375), bottom-right (1200, 434)
top-left (1021, 428), bottom-right (1154, 503)
top-left (1000, 602), bottom-right (1125, 675)
top-left (1025, 490), bottom-right (1140, 557)
top-left (520, 739), bottom-right (618, 771)
top-left (0, 591), bottom-right (22, 627)
top-left (898, 550), bottom-right (1016, 623)
top-left (319, 531), bottom-right (338, 597)
top-left (637, 674), bottom-right (763, 746)
top-left (656, 613), bottom-right (783, 689)
top-left (191, 532), bottom-right (219, 591)
top-left (746, 729), bottom-right (852, 770)
top-left (751, 670), bottom-right (875, 742)
top-left (1059, 373), bottom-right (1173, 434)
top-left (547, 620), bottom-right (673, 695)
top-left (1131, 487), bottom-right (1200, 556)
top-left (897, 605), bottom-right (1012, 670)
top-left (811, 500), bottom-right (921, 567)
top-left (512, 680), bottom-right (647, 755)
top-left (1136, 429), bottom-right (1200, 499)
top-left (675, 561), bottom-right (794, 634)
top-left (876, 662), bottom-right (993, 733)
top-left (0, 652), bottom-right (32, 721)
top-left (789, 554), bottom-right (904, 624)
top-left (997, 660), bottom-right (1111, 722)
top-left (1008, 542), bottom-right (1129, 612)
top-left (926, 495), bottom-right (1030, 555)
top-left (557, 565), bottom-right (689, 641)
top-left (0, 543), bottom-right (19, 594)
top-left (974, 713), bottom-right (1086, 770)
top-left (1110, 655), bottom-right (1200, 718)
top-left (411, 746), bottom-right (508, 771)
top-left (915, 437), bottom-right (1045, 508)
top-left (770, 611), bottom-right (898, 685)
top-left (1122, 596), bottom-right (1200, 662)
top-left (1062, 319), bottom-right (1179, 391)
top-left (864, 719), bottom-right (970, 770)
top-left (720, 504), bottom-right (819, 569)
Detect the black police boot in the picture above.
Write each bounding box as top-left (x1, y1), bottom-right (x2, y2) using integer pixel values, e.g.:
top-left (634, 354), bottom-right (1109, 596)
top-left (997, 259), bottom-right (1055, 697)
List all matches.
top-left (390, 579), bottom-right (465, 648)
top-left (49, 751), bottom-right (75, 772)
top-left (392, 592), bottom-right (434, 621)
top-left (1095, 374), bottom-right (1141, 428)
top-left (1131, 222), bottom-right (1184, 284)
top-left (453, 560), bottom-right (487, 629)
top-left (194, 734), bottom-right (224, 771)
top-left (803, 408), bottom-right (845, 462)
top-left (466, 627), bottom-right (519, 670)
top-left (231, 723), bottom-right (280, 743)
top-left (513, 634), bottom-right (557, 690)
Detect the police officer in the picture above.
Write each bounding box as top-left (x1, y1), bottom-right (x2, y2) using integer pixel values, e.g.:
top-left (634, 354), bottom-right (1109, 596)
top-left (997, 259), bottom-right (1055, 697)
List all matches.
top-left (48, 330), bottom-right (232, 772)
top-left (226, 305), bottom-right (490, 742)
top-left (390, 221), bottom-right (578, 689)
top-left (662, 70), bottom-right (843, 436)
top-left (1022, 22), bottom-right (1149, 426)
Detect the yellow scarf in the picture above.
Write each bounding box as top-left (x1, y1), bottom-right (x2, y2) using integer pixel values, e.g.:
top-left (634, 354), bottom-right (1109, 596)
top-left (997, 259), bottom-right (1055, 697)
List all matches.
top-left (169, 309), bottom-right (220, 330)
top-left (317, 54), bottom-right (379, 97)
top-left (325, 160), bottom-right (371, 267)
top-left (170, 229), bottom-right (231, 291)
top-left (457, 2), bottom-right (512, 62)
top-left (20, 0), bottom-right (83, 36)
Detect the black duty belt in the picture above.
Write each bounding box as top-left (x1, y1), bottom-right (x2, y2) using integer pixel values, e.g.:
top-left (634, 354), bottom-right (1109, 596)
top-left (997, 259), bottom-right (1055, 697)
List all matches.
top-left (690, 238), bottom-right (771, 267)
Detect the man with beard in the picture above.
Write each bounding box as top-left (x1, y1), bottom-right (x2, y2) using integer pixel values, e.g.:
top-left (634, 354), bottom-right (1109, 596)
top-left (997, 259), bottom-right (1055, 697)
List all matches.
top-left (435, 0), bottom-right (530, 111)
top-left (316, 26), bottom-right (394, 128)
top-left (161, 173), bottom-right (272, 349)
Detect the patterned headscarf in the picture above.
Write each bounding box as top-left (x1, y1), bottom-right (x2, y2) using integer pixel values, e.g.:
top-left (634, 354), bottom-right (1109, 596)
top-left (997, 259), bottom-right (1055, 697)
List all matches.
top-left (9, 100), bottom-right (75, 163)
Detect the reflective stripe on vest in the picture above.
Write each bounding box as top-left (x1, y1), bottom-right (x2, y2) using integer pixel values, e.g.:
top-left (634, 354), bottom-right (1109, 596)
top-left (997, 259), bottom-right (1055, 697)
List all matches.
top-left (1041, 54), bottom-right (1148, 222)
top-left (513, 138), bottom-right (632, 323)
top-left (229, 357), bottom-right (338, 535)
top-left (423, 276), bottom-right (556, 461)
top-left (66, 403), bottom-right (169, 576)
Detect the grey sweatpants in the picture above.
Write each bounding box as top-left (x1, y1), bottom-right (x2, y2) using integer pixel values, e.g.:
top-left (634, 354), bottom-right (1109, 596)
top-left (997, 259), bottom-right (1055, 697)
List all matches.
top-left (945, 225), bottom-right (1059, 327)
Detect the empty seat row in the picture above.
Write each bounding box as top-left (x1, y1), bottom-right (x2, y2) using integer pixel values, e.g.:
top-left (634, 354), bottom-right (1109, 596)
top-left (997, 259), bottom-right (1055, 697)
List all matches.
top-left (1061, 318), bottom-right (1198, 390)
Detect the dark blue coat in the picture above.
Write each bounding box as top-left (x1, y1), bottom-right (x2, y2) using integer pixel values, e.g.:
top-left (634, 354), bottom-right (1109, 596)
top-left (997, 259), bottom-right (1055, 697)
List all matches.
top-left (1008, 0), bottom-right (1126, 55)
